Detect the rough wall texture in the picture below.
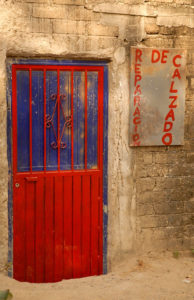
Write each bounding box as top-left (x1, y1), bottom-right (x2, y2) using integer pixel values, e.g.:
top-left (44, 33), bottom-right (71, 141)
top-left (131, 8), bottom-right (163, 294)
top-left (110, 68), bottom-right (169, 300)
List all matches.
top-left (0, 0), bottom-right (193, 273)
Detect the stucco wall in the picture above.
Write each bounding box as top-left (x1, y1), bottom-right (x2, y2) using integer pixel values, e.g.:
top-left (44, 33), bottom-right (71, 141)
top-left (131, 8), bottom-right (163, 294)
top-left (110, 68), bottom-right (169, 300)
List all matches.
top-left (0, 0), bottom-right (193, 274)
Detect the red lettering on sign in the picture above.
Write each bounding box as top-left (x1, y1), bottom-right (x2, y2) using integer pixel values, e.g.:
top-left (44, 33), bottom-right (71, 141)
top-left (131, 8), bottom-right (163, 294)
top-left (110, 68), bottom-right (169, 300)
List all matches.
top-left (135, 64), bottom-right (141, 74)
top-left (173, 55), bottom-right (181, 67)
top-left (134, 85), bottom-right (141, 95)
top-left (134, 95), bottom-right (141, 106)
top-left (134, 75), bottom-right (142, 87)
top-left (169, 81), bottom-right (178, 93)
top-left (135, 49), bottom-right (142, 63)
top-left (172, 68), bottom-right (181, 80)
top-left (133, 117), bottom-right (141, 125)
top-left (163, 121), bottom-right (173, 132)
top-left (133, 133), bottom-right (140, 141)
top-left (169, 96), bottom-right (177, 108)
top-left (161, 50), bottom-right (169, 63)
top-left (165, 109), bottom-right (175, 122)
top-left (162, 133), bottom-right (172, 145)
top-left (151, 50), bottom-right (160, 63)
top-left (133, 107), bottom-right (140, 116)
top-left (133, 140), bottom-right (141, 146)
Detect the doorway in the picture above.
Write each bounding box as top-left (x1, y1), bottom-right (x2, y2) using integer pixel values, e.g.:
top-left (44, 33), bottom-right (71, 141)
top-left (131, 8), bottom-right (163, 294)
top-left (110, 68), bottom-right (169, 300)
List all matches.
top-left (9, 61), bottom-right (108, 282)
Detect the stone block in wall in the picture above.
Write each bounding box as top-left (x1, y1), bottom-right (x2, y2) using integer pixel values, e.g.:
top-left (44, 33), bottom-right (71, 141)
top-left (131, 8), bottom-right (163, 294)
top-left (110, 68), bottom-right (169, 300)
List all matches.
top-left (143, 153), bottom-right (153, 164)
top-left (186, 153), bottom-right (194, 163)
top-left (145, 23), bottom-right (159, 34)
top-left (93, 3), bottom-right (157, 16)
top-left (136, 178), bottom-right (156, 193)
top-left (187, 63), bottom-right (194, 76)
top-left (53, 0), bottom-right (85, 5)
top-left (175, 26), bottom-right (193, 36)
top-left (157, 16), bottom-right (194, 28)
top-left (125, 25), bottom-right (143, 42)
top-left (183, 225), bottom-right (194, 238)
top-left (33, 5), bottom-right (100, 20)
top-left (137, 203), bottom-right (154, 216)
top-left (32, 18), bottom-right (52, 33)
top-left (87, 23), bottom-right (119, 37)
top-left (167, 238), bottom-right (184, 251)
top-left (140, 215), bottom-right (169, 228)
top-left (169, 163), bottom-right (194, 176)
top-left (184, 199), bottom-right (194, 213)
top-left (153, 201), bottom-right (184, 215)
top-left (15, 0), bottom-right (49, 3)
top-left (53, 20), bottom-right (86, 35)
top-left (159, 26), bottom-right (175, 35)
top-left (15, 3), bottom-right (32, 17)
top-left (143, 36), bottom-right (174, 48)
top-left (183, 237), bottom-right (194, 249)
top-left (191, 78), bottom-right (194, 89)
top-left (155, 178), bottom-right (182, 191)
top-left (183, 214), bottom-right (194, 226)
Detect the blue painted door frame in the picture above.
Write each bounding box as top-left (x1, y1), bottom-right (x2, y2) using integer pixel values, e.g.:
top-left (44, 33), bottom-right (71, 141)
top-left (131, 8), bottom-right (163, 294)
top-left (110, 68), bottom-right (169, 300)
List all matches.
top-left (6, 59), bottom-right (108, 277)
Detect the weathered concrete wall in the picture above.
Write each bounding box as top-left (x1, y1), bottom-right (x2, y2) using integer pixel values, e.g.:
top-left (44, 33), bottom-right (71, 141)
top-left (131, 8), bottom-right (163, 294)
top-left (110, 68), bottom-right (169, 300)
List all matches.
top-left (0, 0), bottom-right (193, 273)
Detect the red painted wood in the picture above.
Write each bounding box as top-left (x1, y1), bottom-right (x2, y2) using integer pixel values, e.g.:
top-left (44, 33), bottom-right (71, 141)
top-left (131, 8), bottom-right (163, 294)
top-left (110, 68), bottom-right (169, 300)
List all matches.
top-left (54, 176), bottom-right (64, 281)
top-left (13, 65), bottom-right (104, 282)
top-left (82, 175), bottom-right (91, 277)
top-left (13, 178), bottom-right (26, 281)
top-left (45, 177), bottom-right (54, 282)
top-left (91, 174), bottom-right (99, 276)
top-left (35, 177), bottom-right (45, 283)
top-left (73, 175), bottom-right (82, 278)
top-left (26, 181), bottom-right (35, 282)
top-left (63, 176), bottom-right (73, 279)
top-left (98, 177), bottom-right (103, 275)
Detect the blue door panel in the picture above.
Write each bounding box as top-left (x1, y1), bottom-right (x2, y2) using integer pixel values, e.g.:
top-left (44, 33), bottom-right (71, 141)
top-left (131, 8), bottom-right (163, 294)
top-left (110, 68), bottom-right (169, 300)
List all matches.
top-left (32, 71), bottom-right (44, 171)
top-left (17, 70), bottom-right (30, 172)
top-left (59, 71), bottom-right (71, 170)
top-left (87, 72), bottom-right (98, 169)
top-left (73, 72), bottom-right (85, 170)
top-left (46, 71), bottom-right (58, 170)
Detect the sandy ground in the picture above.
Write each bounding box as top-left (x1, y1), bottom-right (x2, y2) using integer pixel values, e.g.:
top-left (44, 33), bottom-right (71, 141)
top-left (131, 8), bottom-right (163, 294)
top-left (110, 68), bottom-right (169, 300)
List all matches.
top-left (0, 253), bottom-right (194, 300)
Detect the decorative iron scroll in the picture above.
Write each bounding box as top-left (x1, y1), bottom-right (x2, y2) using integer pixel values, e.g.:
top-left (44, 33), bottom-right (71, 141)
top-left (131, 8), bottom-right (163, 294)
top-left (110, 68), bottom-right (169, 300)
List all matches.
top-left (46, 94), bottom-right (72, 149)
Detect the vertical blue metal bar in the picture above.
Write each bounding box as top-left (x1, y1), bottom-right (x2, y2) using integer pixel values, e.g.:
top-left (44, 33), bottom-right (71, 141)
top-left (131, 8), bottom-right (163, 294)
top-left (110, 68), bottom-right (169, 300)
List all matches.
top-left (7, 63), bottom-right (13, 277)
top-left (103, 66), bottom-right (108, 274)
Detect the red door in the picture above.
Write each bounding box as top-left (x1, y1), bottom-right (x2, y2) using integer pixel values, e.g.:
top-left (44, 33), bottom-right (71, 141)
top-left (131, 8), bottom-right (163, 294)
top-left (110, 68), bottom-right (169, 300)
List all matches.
top-left (12, 65), bottom-right (104, 282)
